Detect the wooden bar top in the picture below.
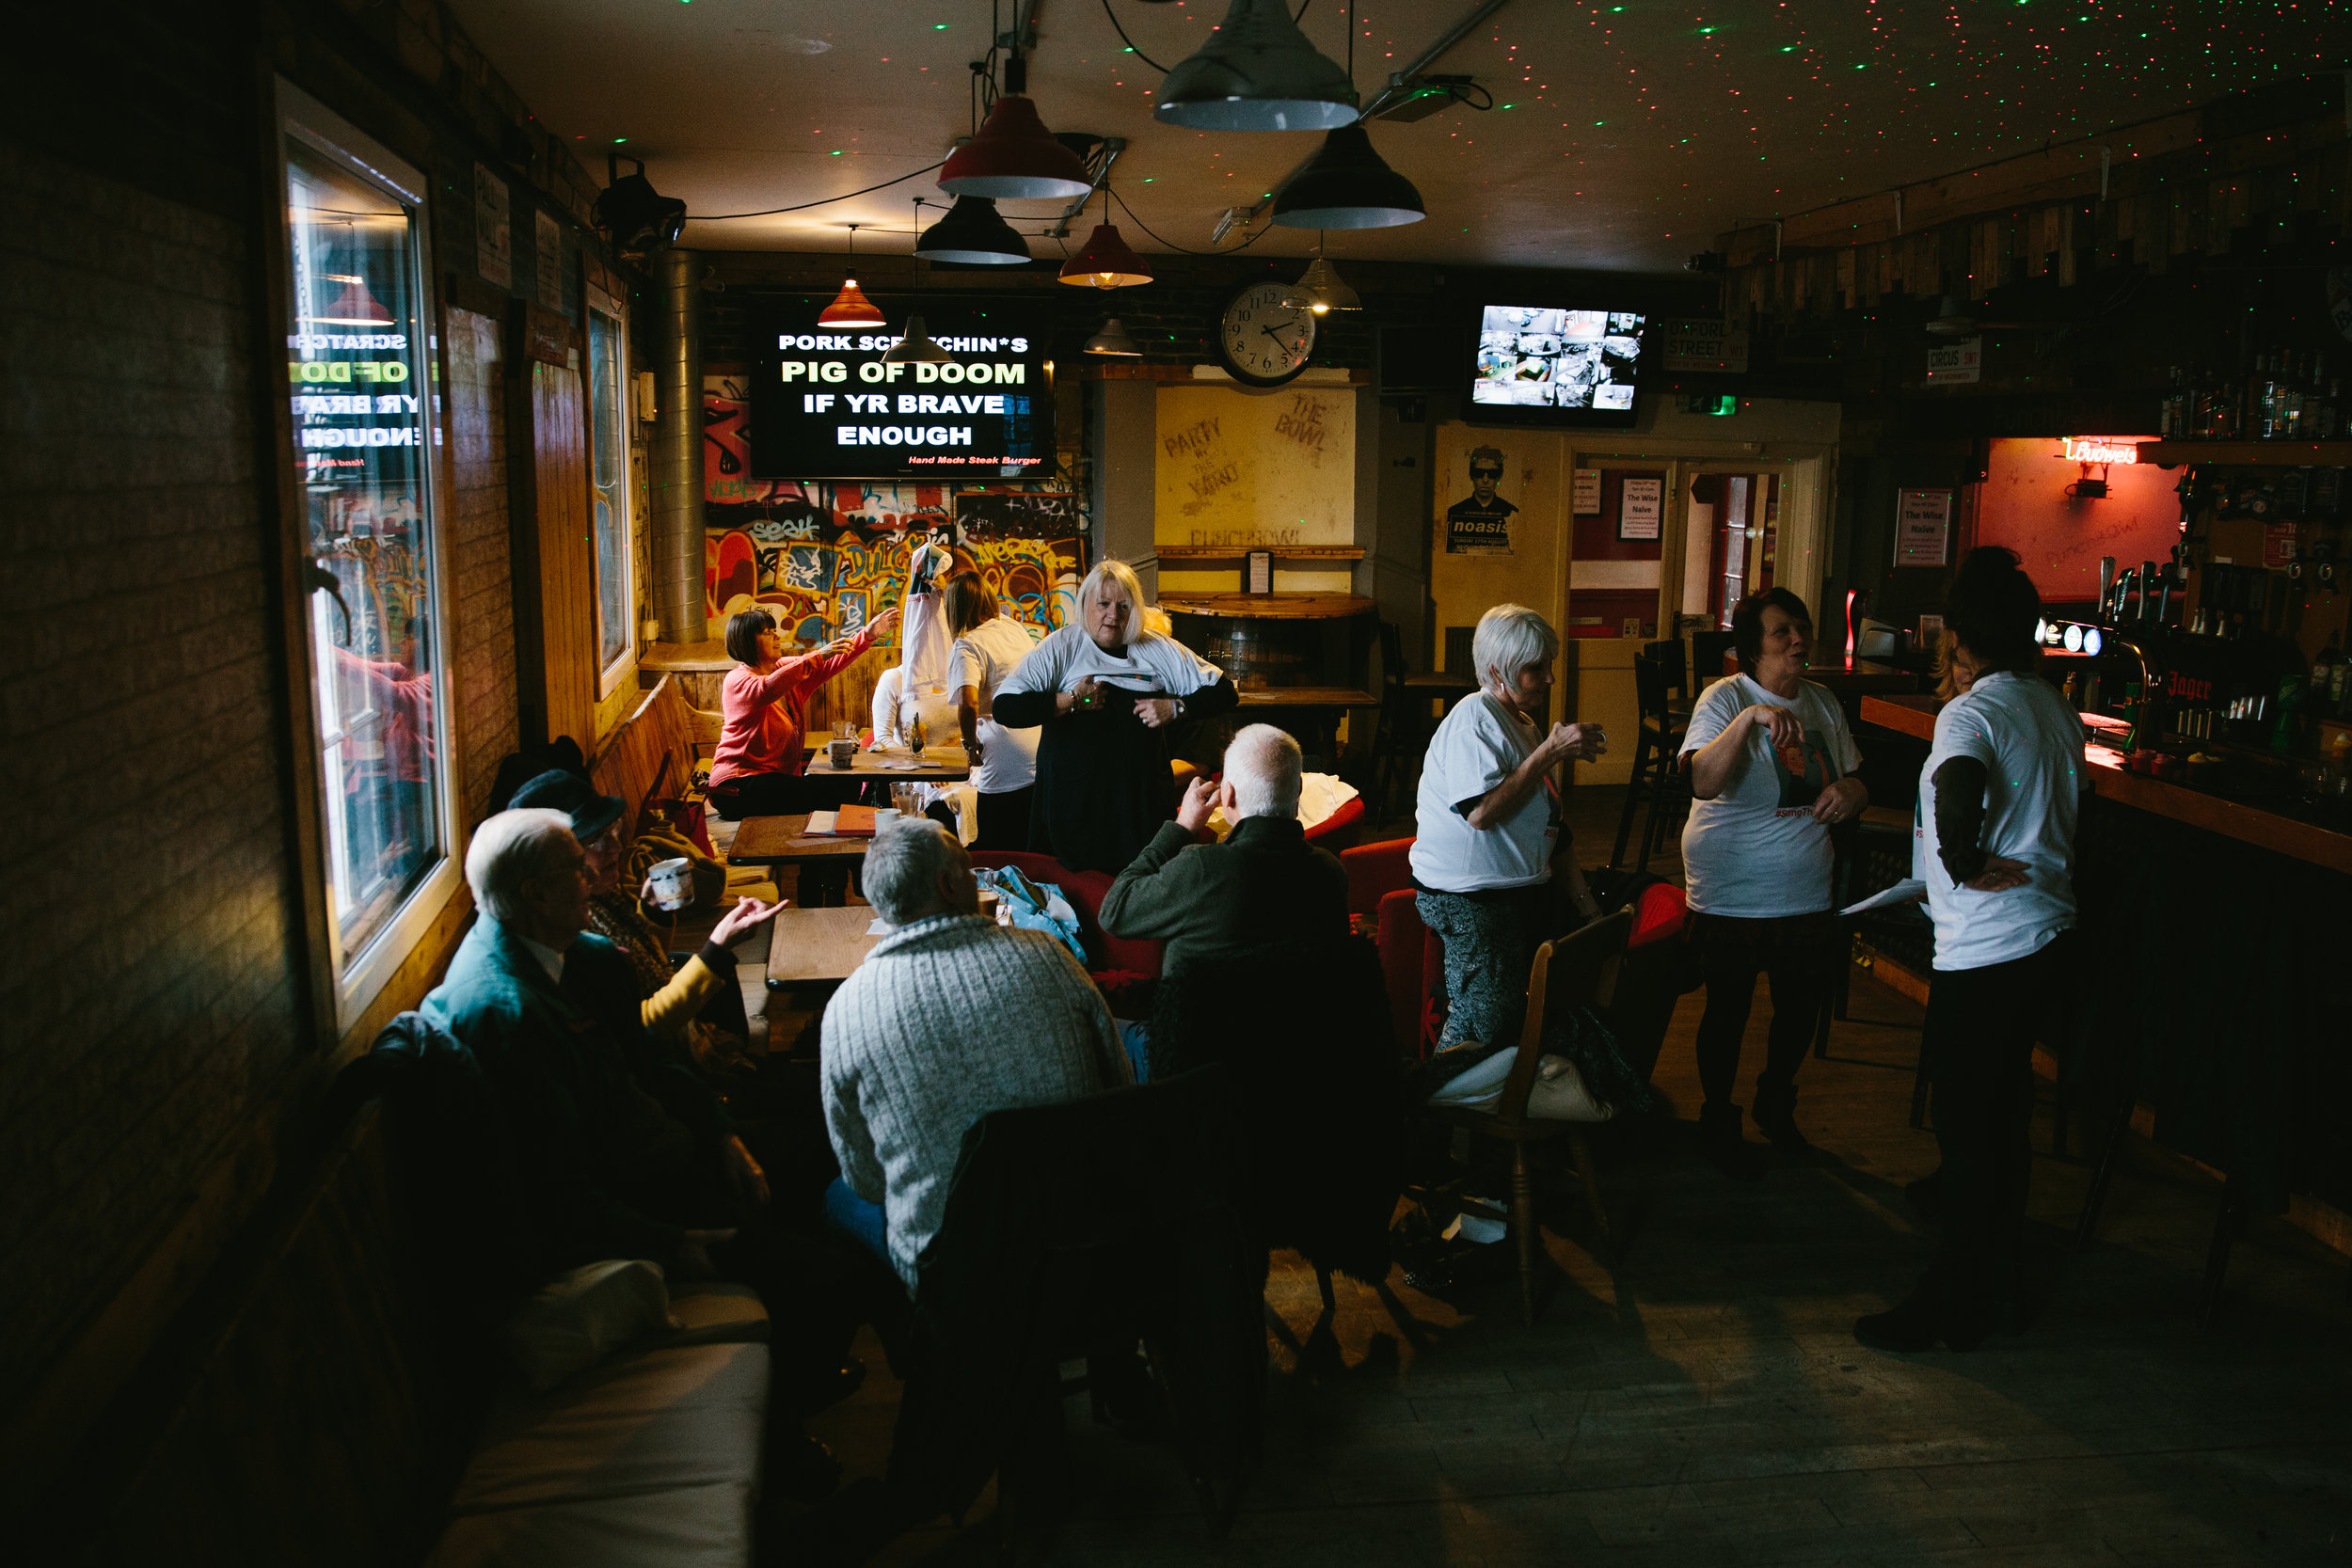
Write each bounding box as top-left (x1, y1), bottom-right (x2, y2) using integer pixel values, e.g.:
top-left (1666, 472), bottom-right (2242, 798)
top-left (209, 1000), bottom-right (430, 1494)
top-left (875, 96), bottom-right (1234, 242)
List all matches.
top-left (1235, 686), bottom-right (1380, 708)
top-left (1861, 694), bottom-right (2352, 875)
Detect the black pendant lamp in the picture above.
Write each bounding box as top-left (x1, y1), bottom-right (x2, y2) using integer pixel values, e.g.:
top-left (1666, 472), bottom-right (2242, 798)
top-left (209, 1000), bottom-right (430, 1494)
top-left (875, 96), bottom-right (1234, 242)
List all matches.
top-left (914, 196), bottom-right (1030, 265)
top-left (1272, 123), bottom-right (1423, 230)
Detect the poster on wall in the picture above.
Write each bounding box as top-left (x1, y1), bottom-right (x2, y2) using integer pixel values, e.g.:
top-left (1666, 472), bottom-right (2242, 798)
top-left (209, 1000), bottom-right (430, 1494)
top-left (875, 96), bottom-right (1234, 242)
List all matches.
top-left (748, 297), bottom-right (1053, 479)
top-left (703, 373), bottom-right (1081, 644)
top-left (473, 165), bottom-right (510, 289)
top-left (1896, 489), bottom-right (1953, 566)
top-left (1571, 467), bottom-right (1602, 515)
top-left (1443, 442), bottom-right (1520, 556)
top-left (1617, 476), bottom-right (1664, 541)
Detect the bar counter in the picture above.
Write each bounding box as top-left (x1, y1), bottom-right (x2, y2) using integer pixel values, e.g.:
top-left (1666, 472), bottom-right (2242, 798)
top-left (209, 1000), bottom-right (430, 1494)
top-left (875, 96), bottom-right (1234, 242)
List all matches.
top-left (1856, 691), bottom-right (2352, 1222)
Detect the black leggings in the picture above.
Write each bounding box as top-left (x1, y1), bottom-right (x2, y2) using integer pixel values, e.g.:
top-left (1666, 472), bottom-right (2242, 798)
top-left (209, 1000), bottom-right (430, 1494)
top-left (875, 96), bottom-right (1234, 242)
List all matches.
top-left (1692, 910), bottom-right (1836, 1112)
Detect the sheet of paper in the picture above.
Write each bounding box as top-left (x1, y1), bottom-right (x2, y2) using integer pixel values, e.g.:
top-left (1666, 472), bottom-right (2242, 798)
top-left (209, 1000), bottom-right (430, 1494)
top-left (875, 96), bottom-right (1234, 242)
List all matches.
top-left (1842, 879), bottom-right (1926, 915)
top-left (805, 810), bottom-right (838, 835)
top-left (866, 917), bottom-right (891, 935)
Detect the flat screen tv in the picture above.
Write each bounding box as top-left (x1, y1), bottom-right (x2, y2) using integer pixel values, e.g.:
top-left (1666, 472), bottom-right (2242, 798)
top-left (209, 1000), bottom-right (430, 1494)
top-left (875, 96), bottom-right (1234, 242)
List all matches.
top-left (1467, 305), bottom-right (1646, 426)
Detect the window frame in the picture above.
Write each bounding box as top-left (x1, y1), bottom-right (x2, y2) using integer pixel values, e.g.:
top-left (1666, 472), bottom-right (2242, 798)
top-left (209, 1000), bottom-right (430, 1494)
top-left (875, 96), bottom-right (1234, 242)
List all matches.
top-left (584, 279), bottom-right (637, 699)
top-left (275, 78), bottom-right (463, 1035)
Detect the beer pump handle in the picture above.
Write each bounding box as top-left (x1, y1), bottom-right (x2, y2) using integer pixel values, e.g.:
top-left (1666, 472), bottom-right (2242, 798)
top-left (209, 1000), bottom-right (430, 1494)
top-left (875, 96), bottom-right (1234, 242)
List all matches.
top-left (2097, 556), bottom-right (2118, 621)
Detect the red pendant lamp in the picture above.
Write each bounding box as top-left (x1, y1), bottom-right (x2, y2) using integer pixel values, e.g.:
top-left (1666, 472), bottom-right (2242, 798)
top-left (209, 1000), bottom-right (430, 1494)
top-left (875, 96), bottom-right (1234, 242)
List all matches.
top-left (312, 272), bottom-right (394, 325)
top-left (818, 223), bottom-right (885, 328)
top-left (1057, 186), bottom-right (1152, 291)
top-left (941, 53), bottom-right (1092, 201)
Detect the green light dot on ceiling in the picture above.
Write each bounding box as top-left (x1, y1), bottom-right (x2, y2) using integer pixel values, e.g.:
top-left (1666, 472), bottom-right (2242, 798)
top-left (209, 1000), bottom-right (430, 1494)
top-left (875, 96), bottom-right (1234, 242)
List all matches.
top-left (1697, 25), bottom-right (1715, 33)
top-left (932, 22), bottom-right (950, 27)
top-left (1594, 119), bottom-right (1605, 125)
top-left (830, 150), bottom-right (844, 155)
top-left (612, 136), bottom-right (628, 144)
top-left (1501, 103), bottom-right (1517, 109)
top-left (1780, 45), bottom-right (1794, 52)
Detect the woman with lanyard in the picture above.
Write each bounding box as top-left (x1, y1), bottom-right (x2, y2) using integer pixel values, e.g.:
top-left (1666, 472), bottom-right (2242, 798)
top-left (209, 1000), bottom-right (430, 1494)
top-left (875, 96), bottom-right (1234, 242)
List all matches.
top-left (1677, 587), bottom-right (1868, 1176)
top-left (991, 560), bottom-right (1238, 874)
top-left (1408, 604), bottom-right (1607, 1059)
top-left (1857, 547), bottom-right (2084, 1353)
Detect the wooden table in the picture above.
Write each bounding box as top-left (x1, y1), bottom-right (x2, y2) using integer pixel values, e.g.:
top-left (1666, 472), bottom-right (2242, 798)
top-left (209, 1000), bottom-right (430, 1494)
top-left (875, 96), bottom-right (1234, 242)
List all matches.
top-left (728, 815), bottom-right (873, 869)
top-left (763, 905), bottom-right (887, 988)
top-left (802, 743), bottom-right (972, 781)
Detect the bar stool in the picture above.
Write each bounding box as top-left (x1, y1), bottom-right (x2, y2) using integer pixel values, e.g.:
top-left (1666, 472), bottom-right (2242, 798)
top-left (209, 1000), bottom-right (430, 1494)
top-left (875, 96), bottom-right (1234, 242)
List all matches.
top-left (1609, 652), bottom-right (1688, 872)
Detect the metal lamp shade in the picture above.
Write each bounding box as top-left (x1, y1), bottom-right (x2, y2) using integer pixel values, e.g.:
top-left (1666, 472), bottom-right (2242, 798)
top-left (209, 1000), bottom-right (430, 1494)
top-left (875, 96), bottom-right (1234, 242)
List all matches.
top-left (1272, 125), bottom-right (1423, 230)
top-left (939, 96), bottom-right (1093, 200)
top-left (881, 314), bottom-right (954, 363)
top-left (914, 197), bottom-right (1030, 265)
top-left (1155, 0), bottom-right (1359, 132)
top-left (818, 277), bottom-right (885, 328)
top-left (1057, 223), bottom-right (1152, 289)
top-left (1295, 256), bottom-right (1360, 311)
top-left (1084, 317), bottom-right (1142, 356)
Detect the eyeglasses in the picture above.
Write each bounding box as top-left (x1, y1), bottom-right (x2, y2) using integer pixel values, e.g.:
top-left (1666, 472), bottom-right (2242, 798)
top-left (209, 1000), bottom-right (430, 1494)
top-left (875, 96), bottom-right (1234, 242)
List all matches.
top-left (1470, 468), bottom-right (1503, 481)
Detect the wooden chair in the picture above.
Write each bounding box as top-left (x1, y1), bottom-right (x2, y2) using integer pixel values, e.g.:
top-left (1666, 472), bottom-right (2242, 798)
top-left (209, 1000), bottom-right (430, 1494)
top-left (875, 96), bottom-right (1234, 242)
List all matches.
top-left (1692, 629), bottom-right (1737, 683)
top-left (1422, 910), bottom-right (1634, 1325)
top-left (1609, 653), bottom-right (1688, 872)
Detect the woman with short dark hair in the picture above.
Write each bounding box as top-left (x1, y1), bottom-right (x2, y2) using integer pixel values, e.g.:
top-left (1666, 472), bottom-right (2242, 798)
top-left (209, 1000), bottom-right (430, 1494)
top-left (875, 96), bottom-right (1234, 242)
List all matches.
top-left (1677, 587), bottom-right (1867, 1175)
top-left (1856, 547), bottom-right (2085, 1353)
top-left (707, 603), bottom-right (900, 819)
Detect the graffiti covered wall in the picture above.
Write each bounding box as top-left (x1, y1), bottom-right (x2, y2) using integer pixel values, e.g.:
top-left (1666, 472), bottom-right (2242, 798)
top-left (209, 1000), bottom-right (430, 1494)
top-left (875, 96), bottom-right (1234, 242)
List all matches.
top-left (704, 375), bottom-right (1085, 645)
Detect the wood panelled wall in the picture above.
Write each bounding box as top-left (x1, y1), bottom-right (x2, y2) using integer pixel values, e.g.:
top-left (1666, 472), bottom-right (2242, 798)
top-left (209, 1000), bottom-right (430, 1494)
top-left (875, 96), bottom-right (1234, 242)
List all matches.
top-left (507, 352), bottom-right (598, 753)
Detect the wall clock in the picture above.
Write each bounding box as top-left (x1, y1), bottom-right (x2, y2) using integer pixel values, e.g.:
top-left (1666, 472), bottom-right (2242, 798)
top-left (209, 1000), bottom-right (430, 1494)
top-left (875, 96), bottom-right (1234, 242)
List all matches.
top-left (1216, 281), bottom-right (1316, 388)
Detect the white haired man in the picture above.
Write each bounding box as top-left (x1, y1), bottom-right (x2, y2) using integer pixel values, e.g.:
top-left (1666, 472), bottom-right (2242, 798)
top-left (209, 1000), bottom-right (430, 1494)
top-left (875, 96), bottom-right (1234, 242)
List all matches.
top-left (1098, 722), bottom-right (1350, 975)
top-left (820, 819), bottom-right (1127, 1291)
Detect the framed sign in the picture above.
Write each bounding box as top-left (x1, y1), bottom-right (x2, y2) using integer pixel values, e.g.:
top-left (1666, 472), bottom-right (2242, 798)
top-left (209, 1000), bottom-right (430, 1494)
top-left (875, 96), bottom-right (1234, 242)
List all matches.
top-left (1570, 467), bottom-right (1602, 515)
top-left (1896, 489), bottom-right (1953, 566)
top-left (749, 297), bottom-right (1054, 479)
top-left (1617, 475), bottom-right (1663, 540)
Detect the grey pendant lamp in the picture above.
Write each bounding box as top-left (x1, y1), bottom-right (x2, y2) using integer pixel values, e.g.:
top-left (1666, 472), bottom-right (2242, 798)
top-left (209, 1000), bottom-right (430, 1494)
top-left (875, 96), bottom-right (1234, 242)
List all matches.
top-left (1272, 124), bottom-right (1422, 229)
top-left (1084, 317), bottom-right (1141, 356)
top-left (1295, 235), bottom-right (1361, 311)
top-left (1154, 0), bottom-right (1359, 132)
top-left (914, 196), bottom-right (1030, 265)
top-left (882, 315), bottom-right (953, 363)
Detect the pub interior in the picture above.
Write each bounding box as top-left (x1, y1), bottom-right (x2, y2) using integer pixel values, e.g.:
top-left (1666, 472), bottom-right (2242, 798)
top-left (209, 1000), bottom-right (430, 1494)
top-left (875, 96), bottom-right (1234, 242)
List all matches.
top-left (10, 3), bottom-right (2352, 1564)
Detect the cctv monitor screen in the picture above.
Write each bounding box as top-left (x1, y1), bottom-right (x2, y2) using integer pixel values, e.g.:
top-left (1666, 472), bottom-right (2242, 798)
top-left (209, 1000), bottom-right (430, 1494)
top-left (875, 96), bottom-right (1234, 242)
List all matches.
top-left (1469, 306), bottom-right (1645, 426)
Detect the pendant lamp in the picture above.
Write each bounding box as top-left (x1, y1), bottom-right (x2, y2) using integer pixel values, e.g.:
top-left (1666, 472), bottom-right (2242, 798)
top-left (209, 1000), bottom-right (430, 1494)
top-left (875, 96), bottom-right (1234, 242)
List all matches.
top-left (818, 224), bottom-right (886, 328)
top-left (882, 314), bottom-right (953, 364)
top-left (310, 272), bottom-right (394, 325)
top-left (914, 196), bottom-right (1030, 265)
top-left (1272, 123), bottom-right (1423, 230)
top-left (940, 55), bottom-right (1092, 200)
top-left (1295, 254), bottom-right (1361, 313)
top-left (1084, 318), bottom-right (1141, 356)
top-left (1156, 0), bottom-right (1359, 132)
top-left (1057, 188), bottom-right (1152, 290)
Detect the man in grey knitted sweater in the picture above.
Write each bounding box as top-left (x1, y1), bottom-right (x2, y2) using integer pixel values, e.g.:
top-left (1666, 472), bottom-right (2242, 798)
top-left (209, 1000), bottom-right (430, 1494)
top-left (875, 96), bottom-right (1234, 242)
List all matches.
top-left (821, 819), bottom-right (1128, 1291)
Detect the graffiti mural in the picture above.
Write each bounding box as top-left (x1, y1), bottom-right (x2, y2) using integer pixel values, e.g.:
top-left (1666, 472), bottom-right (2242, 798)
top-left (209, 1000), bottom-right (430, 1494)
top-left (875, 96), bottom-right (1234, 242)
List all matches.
top-left (704, 374), bottom-right (1084, 643)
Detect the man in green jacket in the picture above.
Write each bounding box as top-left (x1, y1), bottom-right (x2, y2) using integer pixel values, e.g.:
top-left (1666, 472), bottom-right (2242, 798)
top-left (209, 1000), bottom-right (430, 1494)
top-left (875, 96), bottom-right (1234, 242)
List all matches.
top-left (1099, 723), bottom-right (1349, 974)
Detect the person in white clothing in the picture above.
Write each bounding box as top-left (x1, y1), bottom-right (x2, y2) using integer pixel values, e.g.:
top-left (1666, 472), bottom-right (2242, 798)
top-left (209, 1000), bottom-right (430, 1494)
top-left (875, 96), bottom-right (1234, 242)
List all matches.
top-left (1409, 604), bottom-right (1606, 1058)
top-left (942, 570), bottom-right (1044, 850)
top-left (1677, 587), bottom-right (1867, 1173)
top-left (1856, 547), bottom-right (2087, 1354)
top-left (872, 541), bottom-right (961, 749)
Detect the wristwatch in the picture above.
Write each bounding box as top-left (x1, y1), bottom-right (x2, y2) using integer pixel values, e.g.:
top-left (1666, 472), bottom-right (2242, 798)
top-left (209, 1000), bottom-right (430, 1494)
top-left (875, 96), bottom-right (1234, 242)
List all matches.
top-left (1172, 697), bottom-right (1186, 719)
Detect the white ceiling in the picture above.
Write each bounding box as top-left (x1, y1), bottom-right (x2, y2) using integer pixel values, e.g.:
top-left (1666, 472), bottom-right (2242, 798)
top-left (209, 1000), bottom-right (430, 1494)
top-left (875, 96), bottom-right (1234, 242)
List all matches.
top-left (449, 0), bottom-right (2349, 273)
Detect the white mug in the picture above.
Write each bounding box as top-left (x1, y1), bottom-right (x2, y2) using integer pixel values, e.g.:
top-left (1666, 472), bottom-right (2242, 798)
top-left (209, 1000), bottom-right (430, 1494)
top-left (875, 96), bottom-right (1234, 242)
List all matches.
top-left (871, 808), bottom-right (901, 833)
top-left (646, 857), bottom-right (694, 913)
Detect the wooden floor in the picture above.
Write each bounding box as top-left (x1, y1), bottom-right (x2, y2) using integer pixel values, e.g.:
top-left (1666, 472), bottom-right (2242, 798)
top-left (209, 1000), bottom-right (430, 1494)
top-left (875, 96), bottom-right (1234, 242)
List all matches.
top-left (796, 787), bottom-right (2352, 1567)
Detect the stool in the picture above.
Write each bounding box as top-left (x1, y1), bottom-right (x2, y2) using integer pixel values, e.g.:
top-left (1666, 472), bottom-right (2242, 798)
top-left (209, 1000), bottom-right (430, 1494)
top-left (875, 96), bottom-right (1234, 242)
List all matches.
top-left (1610, 651), bottom-right (1688, 872)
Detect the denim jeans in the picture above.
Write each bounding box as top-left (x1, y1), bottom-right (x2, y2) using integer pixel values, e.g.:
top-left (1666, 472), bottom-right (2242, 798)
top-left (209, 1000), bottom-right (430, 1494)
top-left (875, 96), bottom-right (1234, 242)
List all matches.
top-left (820, 1177), bottom-right (890, 1272)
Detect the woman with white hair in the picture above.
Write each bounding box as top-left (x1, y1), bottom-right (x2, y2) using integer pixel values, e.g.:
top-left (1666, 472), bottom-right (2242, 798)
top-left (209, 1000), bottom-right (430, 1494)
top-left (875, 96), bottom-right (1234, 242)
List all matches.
top-left (992, 559), bottom-right (1237, 873)
top-left (1410, 603), bottom-right (1607, 1056)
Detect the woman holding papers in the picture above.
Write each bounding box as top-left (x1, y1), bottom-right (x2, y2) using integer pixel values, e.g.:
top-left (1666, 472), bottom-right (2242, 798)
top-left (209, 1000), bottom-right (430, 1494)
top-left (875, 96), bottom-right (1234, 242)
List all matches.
top-left (1677, 587), bottom-right (1867, 1177)
top-left (991, 560), bottom-right (1236, 874)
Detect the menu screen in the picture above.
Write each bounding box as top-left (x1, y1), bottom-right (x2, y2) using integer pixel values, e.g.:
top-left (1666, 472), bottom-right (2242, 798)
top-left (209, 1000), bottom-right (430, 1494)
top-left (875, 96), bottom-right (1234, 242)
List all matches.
top-left (1470, 306), bottom-right (1645, 421)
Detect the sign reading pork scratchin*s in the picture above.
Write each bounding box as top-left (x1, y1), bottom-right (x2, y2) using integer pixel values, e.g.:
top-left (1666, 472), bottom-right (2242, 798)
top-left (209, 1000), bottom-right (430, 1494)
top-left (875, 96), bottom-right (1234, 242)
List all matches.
top-left (748, 296), bottom-right (1056, 481)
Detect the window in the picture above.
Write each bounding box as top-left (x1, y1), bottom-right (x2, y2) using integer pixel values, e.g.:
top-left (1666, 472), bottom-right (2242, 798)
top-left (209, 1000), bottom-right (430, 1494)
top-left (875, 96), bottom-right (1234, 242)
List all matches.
top-left (279, 82), bottom-right (459, 1028)
top-left (585, 289), bottom-right (633, 689)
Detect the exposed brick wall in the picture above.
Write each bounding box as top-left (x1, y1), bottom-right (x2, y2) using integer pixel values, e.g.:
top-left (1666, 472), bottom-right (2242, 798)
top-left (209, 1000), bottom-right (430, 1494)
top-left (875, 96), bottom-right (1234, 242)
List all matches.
top-left (445, 306), bottom-right (519, 826)
top-left (0, 138), bottom-right (307, 1416)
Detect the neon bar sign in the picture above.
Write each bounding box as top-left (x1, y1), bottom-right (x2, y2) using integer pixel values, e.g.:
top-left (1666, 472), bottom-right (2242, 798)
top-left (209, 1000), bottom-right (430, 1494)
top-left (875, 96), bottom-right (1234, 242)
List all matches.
top-left (2062, 437), bottom-right (2139, 465)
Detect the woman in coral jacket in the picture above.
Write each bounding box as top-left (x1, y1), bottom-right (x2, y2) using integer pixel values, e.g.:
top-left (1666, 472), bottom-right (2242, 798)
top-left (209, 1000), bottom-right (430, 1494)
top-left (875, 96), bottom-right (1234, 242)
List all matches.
top-left (707, 603), bottom-right (901, 819)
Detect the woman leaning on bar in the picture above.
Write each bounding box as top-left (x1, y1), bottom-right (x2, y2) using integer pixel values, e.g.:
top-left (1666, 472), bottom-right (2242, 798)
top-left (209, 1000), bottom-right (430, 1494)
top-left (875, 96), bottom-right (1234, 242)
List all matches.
top-left (1855, 546), bottom-right (2086, 1354)
top-left (707, 602), bottom-right (902, 819)
top-left (1677, 587), bottom-right (1867, 1177)
top-left (1408, 604), bottom-right (1607, 1055)
top-left (990, 560), bottom-right (1237, 875)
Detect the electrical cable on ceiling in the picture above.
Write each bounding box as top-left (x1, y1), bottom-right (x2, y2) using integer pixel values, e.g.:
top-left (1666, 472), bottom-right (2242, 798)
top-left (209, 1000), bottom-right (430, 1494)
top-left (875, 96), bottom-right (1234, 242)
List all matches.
top-left (696, 161), bottom-right (947, 220)
top-left (1101, 0), bottom-right (1316, 75)
top-left (1110, 186), bottom-right (1270, 255)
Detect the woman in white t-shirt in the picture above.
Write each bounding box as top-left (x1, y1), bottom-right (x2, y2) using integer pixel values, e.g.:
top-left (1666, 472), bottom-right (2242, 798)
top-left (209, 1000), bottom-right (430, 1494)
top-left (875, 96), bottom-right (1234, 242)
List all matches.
top-left (941, 571), bottom-right (1045, 850)
top-left (1409, 604), bottom-right (1607, 1056)
top-left (1856, 548), bottom-right (2085, 1354)
top-left (1677, 588), bottom-right (1867, 1176)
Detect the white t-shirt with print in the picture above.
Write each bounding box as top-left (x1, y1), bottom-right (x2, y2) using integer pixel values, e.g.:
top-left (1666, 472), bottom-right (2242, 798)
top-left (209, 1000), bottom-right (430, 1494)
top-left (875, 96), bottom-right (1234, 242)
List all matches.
top-left (1677, 673), bottom-right (1862, 919)
top-left (1409, 692), bottom-right (1559, 893)
top-left (995, 625), bottom-right (1226, 703)
top-left (946, 616), bottom-right (1045, 794)
top-left (1919, 670), bottom-right (2086, 971)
